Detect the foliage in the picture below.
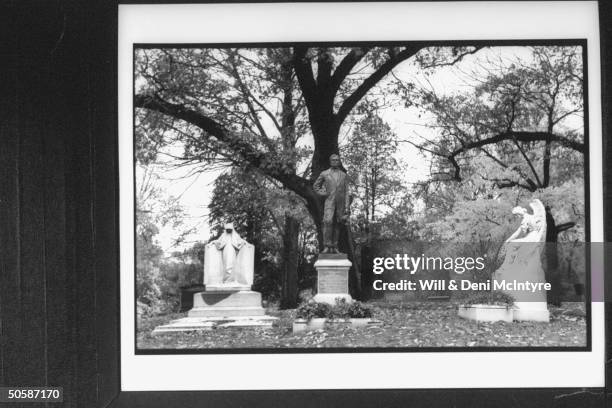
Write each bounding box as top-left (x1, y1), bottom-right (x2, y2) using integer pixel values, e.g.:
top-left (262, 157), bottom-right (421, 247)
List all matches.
top-left (410, 46), bottom-right (584, 177)
top-left (173, 241), bottom-right (206, 267)
top-left (295, 299), bottom-right (374, 320)
top-left (135, 163), bottom-right (198, 315)
top-left (339, 301), bottom-right (372, 319)
top-left (138, 302), bottom-right (586, 349)
top-left (135, 215), bottom-right (164, 313)
top-left (405, 46), bottom-right (585, 247)
top-left (209, 170), bottom-right (272, 236)
top-left (160, 260), bottom-right (201, 290)
top-left (343, 113), bottom-right (408, 219)
top-left (295, 301), bottom-right (333, 320)
top-left (415, 179), bottom-right (585, 285)
top-left (342, 110), bottom-right (415, 243)
top-left (252, 263), bottom-right (282, 302)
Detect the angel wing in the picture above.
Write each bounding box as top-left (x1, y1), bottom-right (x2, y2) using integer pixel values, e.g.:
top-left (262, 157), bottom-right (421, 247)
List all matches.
top-left (529, 199), bottom-right (547, 243)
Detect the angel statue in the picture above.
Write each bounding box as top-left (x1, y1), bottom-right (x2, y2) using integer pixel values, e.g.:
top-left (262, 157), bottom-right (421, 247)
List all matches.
top-left (204, 222), bottom-right (254, 290)
top-left (493, 199), bottom-right (549, 320)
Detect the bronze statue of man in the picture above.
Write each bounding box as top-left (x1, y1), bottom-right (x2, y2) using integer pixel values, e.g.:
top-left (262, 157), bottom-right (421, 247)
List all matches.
top-left (313, 154), bottom-right (350, 253)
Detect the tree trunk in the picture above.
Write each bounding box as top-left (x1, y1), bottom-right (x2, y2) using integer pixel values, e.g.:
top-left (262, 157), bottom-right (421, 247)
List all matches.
top-left (245, 216), bottom-right (264, 282)
top-left (280, 215), bottom-right (300, 309)
top-left (338, 222), bottom-right (362, 300)
top-left (360, 244), bottom-right (375, 300)
top-left (310, 118), bottom-right (340, 180)
top-left (544, 207), bottom-right (563, 306)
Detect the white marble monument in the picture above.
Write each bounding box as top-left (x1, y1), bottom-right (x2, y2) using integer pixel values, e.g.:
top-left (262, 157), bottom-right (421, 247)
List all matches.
top-left (153, 223), bottom-right (277, 334)
top-left (203, 223), bottom-right (254, 291)
top-left (493, 199), bottom-right (550, 322)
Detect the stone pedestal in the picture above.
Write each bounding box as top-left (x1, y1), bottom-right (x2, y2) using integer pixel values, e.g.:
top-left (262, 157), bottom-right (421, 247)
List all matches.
top-left (458, 304), bottom-right (514, 323)
top-left (313, 254), bottom-right (353, 305)
top-left (206, 283), bottom-right (251, 292)
top-left (512, 301), bottom-right (550, 322)
top-left (188, 290), bottom-right (265, 317)
top-left (152, 289), bottom-right (278, 334)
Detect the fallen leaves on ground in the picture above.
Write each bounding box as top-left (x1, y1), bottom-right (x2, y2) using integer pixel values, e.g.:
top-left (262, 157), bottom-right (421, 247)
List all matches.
top-left (136, 301), bottom-right (587, 350)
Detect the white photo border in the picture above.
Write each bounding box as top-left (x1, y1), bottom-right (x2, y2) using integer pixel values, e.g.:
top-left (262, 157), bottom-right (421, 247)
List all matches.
top-left (119, 1), bottom-right (604, 390)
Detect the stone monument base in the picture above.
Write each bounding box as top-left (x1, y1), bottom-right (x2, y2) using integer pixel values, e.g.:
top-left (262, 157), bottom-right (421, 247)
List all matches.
top-left (512, 301), bottom-right (550, 322)
top-left (188, 290), bottom-right (265, 317)
top-left (458, 304), bottom-right (514, 323)
top-left (152, 290), bottom-right (278, 333)
top-left (313, 253), bottom-right (353, 305)
top-left (206, 283), bottom-right (251, 292)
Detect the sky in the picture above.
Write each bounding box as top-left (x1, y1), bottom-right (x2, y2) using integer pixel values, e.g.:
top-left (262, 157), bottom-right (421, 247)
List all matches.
top-left (136, 45), bottom-right (582, 255)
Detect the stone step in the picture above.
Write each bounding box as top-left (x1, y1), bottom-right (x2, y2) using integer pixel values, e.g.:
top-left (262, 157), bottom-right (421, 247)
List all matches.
top-left (152, 316), bottom-right (278, 334)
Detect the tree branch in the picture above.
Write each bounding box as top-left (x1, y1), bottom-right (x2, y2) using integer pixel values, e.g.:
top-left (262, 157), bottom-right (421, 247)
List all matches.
top-left (481, 176), bottom-right (536, 191)
top-left (555, 222), bottom-right (575, 233)
top-left (228, 56), bottom-right (275, 150)
top-left (510, 135), bottom-right (543, 187)
top-left (420, 46), bottom-right (483, 69)
top-left (336, 45), bottom-right (422, 123)
top-left (292, 47), bottom-right (317, 110)
top-left (450, 131), bottom-right (584, 156)
top-left (330, 47), bottom-right (370, 93)
top-left (316, 49), bottom-right (333, 88)
top-left (134, 93), bottom-right (311, 196)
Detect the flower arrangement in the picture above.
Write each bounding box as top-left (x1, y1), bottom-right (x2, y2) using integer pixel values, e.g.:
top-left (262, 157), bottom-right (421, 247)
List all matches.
top-left (295, 298), bottom-right (373, 320)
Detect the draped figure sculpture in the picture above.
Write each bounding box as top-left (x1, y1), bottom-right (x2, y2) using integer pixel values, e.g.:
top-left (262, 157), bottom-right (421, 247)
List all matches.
top-left (204, 223), bottom-right (254, 290)
top-left (152, 221), bottom-right (275, 333)
top-left (493, 199), bottom-right (550, 321)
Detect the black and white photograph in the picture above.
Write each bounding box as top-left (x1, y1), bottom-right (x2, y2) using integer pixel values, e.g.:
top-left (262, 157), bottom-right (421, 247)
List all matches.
top-left (5, 1), bottom-right (610, 406)
top-left (110, 0), bottom-right (610, 397)
top-left (133, 41), bottom-right (590, 351)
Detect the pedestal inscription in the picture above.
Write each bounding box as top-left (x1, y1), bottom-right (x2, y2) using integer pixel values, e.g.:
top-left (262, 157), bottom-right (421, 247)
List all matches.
top-left (318, 270), bottom-right (348, 293)
top-left (313, 254), bottom-right (353, 305)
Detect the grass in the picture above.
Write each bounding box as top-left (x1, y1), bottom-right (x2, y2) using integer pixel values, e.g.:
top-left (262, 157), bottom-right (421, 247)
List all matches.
top-left (136, 301), bottom-right (587, 350)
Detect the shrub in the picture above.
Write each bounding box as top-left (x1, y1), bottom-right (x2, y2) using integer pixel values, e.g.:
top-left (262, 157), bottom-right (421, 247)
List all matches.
top-left (332, 298), bottom-right (351, 317)
top-left (332, 298), bottom-right (373, 318)
top-left (459, 290), bottom-right (515, 307)
top-left (295, 301), bottom-right (333, 320)
top-left (295, 299), bottom-right (374, 320)
top-left (345, 301), bottom-right (373, 318)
